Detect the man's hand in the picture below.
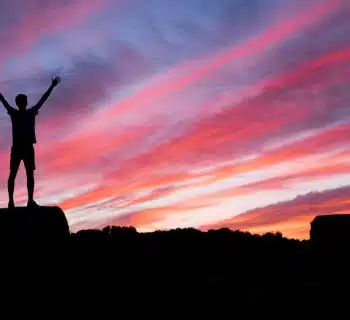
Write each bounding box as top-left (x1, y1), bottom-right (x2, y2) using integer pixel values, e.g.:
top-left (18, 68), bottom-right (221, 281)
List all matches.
top-left (33, 76), bottom-right (62, 112)
top-left (52, 76), bottom-right (62, 87)
top-left (0, 92), bottom-right (13, 112)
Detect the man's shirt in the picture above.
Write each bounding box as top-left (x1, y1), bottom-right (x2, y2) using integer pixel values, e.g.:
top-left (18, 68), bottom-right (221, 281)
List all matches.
top-left (7, 107), bottom-right (38, 146)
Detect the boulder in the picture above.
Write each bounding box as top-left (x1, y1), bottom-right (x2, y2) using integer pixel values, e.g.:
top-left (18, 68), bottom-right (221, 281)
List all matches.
top-left (0, 206), bottom-right (70, 294)
top-left (0, 205), bottom-right (70, 245)
top-left (310, 214), bottom-right (350, 242)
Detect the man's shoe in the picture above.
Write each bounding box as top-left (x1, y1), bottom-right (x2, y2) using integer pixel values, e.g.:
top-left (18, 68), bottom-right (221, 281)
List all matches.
top-left (8, 201), bottom-right (15, 209)
top-left (27, 200), bottom-right (39, 208)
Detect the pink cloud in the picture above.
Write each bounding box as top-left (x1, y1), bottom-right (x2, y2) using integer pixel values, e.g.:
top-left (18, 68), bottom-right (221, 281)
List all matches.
top-left (59, 121), bottom-right (350, 232)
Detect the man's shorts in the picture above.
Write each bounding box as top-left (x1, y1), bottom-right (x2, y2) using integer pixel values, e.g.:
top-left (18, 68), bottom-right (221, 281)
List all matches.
top-left (10, 144), bottom-right (36, 172)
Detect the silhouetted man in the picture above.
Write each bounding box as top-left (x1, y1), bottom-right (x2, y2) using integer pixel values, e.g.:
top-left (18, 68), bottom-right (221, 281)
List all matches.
top-left (0, 76), bottom-right (61, 209)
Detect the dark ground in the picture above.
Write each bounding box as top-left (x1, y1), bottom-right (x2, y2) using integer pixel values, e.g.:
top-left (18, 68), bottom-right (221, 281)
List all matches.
top-left (0, 207), bottom-right (349, 311)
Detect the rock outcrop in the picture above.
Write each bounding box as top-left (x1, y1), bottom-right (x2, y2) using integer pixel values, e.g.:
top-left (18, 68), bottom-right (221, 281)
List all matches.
top-left (310, 214), bottom-right (350, 242)
top-left (0, 205), bottom-right (70, 244)
top-left (0, 206), bottom-right (70, 299)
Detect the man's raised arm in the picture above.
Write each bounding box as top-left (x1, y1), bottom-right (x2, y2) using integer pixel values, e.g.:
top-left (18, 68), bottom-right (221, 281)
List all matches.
top-left (33, 76), bottom-right (61, 112)
top-left (0, 92), bottom-right (14, 113)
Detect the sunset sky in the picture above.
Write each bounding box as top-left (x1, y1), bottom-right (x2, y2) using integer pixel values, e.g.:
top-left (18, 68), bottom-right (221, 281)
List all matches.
top-left (0, 0), bottom-right (349, 239)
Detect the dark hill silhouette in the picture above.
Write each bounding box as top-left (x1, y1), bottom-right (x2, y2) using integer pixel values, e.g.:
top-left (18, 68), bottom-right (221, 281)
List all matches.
top-left (65, 224), bottom-right (350, 307)
top-left (1, 209), bottom-right (350, 309)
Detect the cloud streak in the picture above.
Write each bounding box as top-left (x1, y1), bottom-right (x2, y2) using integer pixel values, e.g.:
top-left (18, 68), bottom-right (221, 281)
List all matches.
top-left (202, 186), bottom-right (350, 240)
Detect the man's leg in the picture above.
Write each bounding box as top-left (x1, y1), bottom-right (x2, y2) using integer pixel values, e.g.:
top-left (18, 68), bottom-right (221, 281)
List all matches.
top-left (24, 144), bottom-right (38, 207)
top-left (26, 169), bottom-right (34, 202)
top-left (8, 146), bottom-right (21, 208)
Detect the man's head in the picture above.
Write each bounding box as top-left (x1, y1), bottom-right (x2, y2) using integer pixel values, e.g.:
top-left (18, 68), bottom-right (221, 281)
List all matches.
top-left (15, 94), bottom-right (28, 110)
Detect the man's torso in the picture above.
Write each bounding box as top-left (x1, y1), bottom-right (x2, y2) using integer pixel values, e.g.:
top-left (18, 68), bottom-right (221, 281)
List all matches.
top-left (9, 108), bottom-right (38, 146)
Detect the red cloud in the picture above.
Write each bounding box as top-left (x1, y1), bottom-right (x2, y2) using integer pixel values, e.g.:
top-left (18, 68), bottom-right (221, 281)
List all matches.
top-left (56, 91), bottom-right (350, 221)
top-left (101, 47), bottom-right (350, 184)
top-left (61, 136), bottom-right (349, 234)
